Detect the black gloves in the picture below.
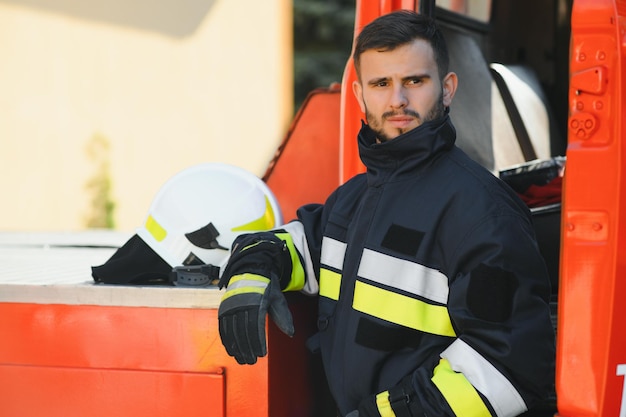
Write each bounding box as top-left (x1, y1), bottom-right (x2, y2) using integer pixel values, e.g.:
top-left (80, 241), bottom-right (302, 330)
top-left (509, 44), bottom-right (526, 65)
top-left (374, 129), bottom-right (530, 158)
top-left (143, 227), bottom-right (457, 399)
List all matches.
top-left (217, 232), bottom-right (294, 365)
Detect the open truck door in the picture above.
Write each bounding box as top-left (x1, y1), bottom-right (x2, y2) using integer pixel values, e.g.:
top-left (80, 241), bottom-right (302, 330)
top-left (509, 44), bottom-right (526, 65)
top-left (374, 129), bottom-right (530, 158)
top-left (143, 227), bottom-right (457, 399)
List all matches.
top-left (558, 1), bottom-right (626, 416)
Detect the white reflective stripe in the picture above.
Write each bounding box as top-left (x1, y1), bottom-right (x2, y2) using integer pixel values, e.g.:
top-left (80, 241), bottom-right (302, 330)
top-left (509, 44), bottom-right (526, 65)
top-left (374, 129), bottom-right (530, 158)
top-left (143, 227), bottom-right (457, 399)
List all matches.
top-left (321, 236), bottom-right (347, 270)
top-left (226, 274), bottom-right (269, 292)
top-left (358, 249), bottom-right (449, 304)
top-left (441, 339), bottom-right (527, 417)
top-left (281, 221), bottom-right (319, 295)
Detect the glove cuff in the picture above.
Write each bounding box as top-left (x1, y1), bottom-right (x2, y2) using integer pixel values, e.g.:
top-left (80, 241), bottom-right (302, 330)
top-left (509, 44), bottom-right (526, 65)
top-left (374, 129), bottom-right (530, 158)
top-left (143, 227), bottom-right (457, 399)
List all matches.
top-left (218, 232), bottom-right (291, 289)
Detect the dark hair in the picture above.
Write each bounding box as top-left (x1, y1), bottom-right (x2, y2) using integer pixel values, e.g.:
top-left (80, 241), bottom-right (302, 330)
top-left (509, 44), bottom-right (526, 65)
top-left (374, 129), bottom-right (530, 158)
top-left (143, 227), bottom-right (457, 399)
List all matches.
top-left (353, 10), bottom-right (450, 82)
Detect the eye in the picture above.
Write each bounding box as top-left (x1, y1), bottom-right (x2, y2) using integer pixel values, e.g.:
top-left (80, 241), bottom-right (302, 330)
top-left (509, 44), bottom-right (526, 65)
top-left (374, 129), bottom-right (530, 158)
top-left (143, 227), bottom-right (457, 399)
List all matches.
top-left (406, 77), bottom-right (423, 86)
top-left (368, 78), bottom-right (390, 88)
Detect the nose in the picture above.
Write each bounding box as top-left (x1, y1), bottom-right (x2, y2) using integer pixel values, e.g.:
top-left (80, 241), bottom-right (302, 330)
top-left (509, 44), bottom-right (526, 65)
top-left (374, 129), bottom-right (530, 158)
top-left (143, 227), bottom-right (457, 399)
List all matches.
top-left (390, 86), bottom-right (408, 109)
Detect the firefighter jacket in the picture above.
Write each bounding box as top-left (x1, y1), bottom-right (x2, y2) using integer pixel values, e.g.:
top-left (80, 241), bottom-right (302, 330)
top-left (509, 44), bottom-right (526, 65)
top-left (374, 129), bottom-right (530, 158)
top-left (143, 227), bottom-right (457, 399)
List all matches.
top-left (276, 114), bottom-right (556, 417)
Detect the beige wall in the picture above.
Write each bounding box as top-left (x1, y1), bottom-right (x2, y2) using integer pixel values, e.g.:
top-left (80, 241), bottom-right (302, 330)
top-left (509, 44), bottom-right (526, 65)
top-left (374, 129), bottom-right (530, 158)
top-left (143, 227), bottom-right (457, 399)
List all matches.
top-left (0, 0), bottom-right (293, 232)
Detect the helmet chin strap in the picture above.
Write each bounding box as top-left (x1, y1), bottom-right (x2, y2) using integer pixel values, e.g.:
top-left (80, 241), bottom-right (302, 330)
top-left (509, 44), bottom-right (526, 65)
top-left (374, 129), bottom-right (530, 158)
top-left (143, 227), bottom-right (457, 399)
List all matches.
top-left (170, 264), bottom-right (221, 287)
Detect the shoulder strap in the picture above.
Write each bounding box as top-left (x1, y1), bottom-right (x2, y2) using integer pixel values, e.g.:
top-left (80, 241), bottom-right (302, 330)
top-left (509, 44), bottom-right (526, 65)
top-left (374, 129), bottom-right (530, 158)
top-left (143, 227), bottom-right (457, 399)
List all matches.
top-left (490, 67), bottom-right (537, 161)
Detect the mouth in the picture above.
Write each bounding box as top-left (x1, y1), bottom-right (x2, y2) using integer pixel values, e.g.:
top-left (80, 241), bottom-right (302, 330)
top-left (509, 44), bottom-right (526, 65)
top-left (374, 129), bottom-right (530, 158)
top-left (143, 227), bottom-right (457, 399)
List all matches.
top-left (385, 115), bottom-right (415, 129)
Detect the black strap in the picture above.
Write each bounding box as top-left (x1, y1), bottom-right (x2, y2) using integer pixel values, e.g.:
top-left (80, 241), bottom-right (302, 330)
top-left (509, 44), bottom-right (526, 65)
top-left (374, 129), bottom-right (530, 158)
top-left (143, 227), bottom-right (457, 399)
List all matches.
top-left (388, 385), bottom-right (413, 417)
top-left (419, 0), bottom-right (436, 17)
top-left (305, 332), bottom-right (321, 355)
top-left (170, 264), bottom-right (220, 287)
top-left (490, 67), bottom-right (537, 162)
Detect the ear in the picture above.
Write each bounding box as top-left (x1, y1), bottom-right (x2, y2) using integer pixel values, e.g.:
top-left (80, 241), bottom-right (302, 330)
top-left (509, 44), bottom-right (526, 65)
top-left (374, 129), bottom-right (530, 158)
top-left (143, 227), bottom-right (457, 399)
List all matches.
top-left (442, 72), bottom-right (458, 107)
top-left (352, 80), bottom-right (366, 113)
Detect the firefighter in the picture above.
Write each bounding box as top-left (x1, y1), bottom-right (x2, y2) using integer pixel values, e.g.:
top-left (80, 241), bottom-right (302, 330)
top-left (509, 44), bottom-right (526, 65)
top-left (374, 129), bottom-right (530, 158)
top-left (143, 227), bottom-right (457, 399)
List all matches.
top-left (218, 10), bottom-right (555, 417)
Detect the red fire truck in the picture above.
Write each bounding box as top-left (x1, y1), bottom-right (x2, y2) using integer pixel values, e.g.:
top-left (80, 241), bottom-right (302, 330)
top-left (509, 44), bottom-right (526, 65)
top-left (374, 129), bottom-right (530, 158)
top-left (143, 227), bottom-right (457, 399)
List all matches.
top-left (1, 0), bottom-right (624, 416)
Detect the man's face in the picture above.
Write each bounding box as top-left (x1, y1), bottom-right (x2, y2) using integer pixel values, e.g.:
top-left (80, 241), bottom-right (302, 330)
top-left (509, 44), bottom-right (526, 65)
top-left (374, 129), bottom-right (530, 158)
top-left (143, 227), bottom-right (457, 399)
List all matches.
top-left (353, 39), bottom-right (457, 142)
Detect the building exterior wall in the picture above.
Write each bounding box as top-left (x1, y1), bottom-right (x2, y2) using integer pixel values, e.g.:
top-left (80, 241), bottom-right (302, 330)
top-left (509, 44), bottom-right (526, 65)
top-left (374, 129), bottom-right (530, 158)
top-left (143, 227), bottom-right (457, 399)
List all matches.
top-left (0, 0), bottom-right (293, 231)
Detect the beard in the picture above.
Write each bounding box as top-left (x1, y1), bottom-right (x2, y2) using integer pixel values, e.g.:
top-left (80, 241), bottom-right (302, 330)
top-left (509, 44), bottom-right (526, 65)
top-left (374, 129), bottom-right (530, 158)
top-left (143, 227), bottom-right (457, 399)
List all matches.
top-left (365, 92), bottom-right (446, 143)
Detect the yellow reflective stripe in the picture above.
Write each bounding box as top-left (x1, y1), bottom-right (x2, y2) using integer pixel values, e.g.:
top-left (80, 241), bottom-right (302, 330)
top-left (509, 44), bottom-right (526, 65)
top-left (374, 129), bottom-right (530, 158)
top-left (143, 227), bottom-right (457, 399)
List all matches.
top-left (375, 391), bottom-right (397, 417)
top-left (319, 268), bottom-right (341, 300)
top-left (442, 339), bottom-right (527, 417)
top-left (353, 281), bottom-right (456, 337)
top-left (221, 273), bottom-right (269, 301)
top-left (145, 215), bottom-right (167, 242)
top-left (431, 359), bottom-right (491, 417)
top-left (275, 232), bottom-right (305, 292)
top-left (241, 241), bottom-right (264, 251)
top-left (231, 196), bottom-right (277, 231)
top-left (221, 286), bottom-right (266, 301)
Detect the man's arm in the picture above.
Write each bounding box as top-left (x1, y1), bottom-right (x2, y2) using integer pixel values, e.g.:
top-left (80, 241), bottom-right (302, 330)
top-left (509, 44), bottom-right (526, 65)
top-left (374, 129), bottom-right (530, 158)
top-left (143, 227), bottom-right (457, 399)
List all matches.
top-left (217, 202), bottom-right (326, 364)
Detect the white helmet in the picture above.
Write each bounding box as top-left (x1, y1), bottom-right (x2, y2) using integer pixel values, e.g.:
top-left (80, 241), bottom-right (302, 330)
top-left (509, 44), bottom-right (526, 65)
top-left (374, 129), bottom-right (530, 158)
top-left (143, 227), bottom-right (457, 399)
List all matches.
top-left (136, 163), bottom-right (283, 274)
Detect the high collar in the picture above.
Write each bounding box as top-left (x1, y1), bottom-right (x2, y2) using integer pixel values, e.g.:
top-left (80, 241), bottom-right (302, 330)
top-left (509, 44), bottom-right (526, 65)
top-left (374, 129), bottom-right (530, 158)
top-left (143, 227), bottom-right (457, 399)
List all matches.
top-left (357, 115), bottom-right (457, 185)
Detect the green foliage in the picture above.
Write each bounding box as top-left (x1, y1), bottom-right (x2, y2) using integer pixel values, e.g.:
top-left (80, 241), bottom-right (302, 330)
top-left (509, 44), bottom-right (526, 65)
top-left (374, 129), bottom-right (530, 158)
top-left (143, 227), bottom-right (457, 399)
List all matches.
top-left (84, 133), bottom-right (116, 229)
top-left (293, 0), bottom-right (355, 109)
